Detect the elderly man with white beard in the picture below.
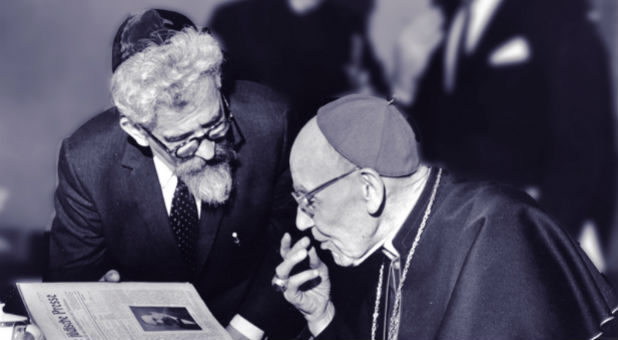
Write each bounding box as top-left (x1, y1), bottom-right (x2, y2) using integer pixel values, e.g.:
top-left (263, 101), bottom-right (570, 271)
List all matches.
top-left (46, 9), bottom-right (302, 340)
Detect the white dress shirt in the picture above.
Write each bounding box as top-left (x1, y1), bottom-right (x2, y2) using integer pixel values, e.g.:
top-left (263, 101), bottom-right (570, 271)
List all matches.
top-left (152, 155), bottom-right (264, 340)
top-left (152, 155), bottom-right (202, 217)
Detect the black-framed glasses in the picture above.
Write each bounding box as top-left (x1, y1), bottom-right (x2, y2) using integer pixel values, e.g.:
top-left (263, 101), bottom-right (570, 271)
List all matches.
top-left (291, 168), bottom-right (358, 217)
top-left (139, 95), bottom-right (233, 160)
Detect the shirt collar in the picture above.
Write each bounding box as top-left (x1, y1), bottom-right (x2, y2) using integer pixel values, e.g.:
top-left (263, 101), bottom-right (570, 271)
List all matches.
top-left (356, 165), bottom-right (432, 265)
top-left (351, 211), bottom-right (405, 266)
top-left (382, 228), bottom-right (401, 262)
top-left (152, 154), bottom-right (177, 192)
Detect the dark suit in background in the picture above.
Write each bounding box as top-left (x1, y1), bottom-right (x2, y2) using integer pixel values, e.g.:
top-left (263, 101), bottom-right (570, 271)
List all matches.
top-left (47, 80), bottom-right (301, 337)
top-left (412, 0), bottom-right (617, 254)
top-left (209, 0), bottom-right (383, 127)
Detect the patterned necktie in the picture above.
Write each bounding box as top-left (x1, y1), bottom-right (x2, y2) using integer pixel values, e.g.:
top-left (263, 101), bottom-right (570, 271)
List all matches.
top-left (169, 179), bottom-right (199, 267)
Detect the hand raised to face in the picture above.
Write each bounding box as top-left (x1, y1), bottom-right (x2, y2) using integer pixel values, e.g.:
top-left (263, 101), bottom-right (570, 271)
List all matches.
top-left (275, 233), bottom-right (334, 336)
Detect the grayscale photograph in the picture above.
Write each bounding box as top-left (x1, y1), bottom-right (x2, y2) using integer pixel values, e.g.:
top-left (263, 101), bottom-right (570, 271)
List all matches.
top-left (1, 0), bottom-right (617, 339)
top-left (131, 306), bottom-right (202, 331)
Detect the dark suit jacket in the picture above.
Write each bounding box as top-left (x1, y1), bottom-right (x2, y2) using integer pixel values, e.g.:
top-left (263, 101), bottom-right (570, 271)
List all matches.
top-left (412, 0), bottom-right (617, 243)
top-left (46, 80), bottom-right (301, 337)
top-left (318, 169), bottom-right (617, 339)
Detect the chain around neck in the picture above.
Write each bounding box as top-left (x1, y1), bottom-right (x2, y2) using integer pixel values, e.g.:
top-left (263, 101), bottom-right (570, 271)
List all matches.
top-left (370, 167), bottom-right (442, 340)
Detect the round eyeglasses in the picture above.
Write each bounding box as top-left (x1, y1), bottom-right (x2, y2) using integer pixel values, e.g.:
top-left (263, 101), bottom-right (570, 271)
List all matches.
top-left (139, 95), bottom-right (232, 160)
top-left (291, 168), bottom-right (358, 217)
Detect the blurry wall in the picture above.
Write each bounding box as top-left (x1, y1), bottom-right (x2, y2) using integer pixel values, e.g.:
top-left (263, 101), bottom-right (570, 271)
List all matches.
top-left (0, 0), bottom-right (228, 230)
top-left (0, 0), bottom-right (616, 232)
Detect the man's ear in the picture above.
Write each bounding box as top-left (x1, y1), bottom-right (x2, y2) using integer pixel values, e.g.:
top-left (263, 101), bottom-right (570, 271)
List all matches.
top-left (119, 116), bottom-right (149, 147)
top-left (359, 168), bottom-right (385, 216)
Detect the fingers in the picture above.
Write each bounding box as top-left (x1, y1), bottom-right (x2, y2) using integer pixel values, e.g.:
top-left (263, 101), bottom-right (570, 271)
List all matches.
top-left (277, 244), bottom-right (331, 321)
top-left (99, 269), bottom-right (120, 282)
top-left (289, 236), bottom-right (311, 254)
top-left (307, 246), bottom-right (322, 269)
top-left (286, 269), bottom-right (319, 296)
top-left (287, 247), bottom-right (324, 291)
top-left (276, 247), bottom-right (307, 280)
top-left (280, 232), bottom-right (292, 258)
top-left (276, 236), bottom-right (311, 279)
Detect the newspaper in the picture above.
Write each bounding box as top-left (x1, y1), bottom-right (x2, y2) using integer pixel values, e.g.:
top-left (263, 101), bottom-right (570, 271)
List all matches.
top-left (17, 282), bottom-right (231, 340)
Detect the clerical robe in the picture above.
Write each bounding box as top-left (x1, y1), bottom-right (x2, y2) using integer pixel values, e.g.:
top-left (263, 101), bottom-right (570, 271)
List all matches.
top-left (319, 168), bottom-right (616, 339)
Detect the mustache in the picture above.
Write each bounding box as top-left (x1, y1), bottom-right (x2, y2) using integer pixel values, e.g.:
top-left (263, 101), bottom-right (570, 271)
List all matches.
top-left (205, 140), bottom-right (237, 165)
top-left (178, 141), bottom-right (238, 172)
top-left (175, 140), bottom-right (236, 177)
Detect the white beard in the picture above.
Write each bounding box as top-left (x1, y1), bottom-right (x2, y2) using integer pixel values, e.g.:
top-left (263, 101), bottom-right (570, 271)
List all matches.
top-left (175, 157), bottom-right (233, 206)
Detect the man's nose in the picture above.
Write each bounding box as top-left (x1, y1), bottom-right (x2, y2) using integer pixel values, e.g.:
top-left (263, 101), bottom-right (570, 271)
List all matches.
top-left (296, 206), bottom-right (314, 231)
top-left (194, 139), bottom-right (215, 160)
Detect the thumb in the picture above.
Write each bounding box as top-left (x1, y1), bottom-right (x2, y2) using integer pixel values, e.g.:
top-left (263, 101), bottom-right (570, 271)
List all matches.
top-left (100, 269), bottom-right (120, 282)
top-left (308, 246), bottom-right (322, 269)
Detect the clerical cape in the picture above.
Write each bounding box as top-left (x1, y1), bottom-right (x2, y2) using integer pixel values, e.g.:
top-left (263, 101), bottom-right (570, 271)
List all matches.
top-left (320, 168), bottom-right (616, 339)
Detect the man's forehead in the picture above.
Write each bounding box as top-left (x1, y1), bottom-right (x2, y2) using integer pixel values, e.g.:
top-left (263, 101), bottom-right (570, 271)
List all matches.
top-left (290, 150), bottom-right (327, 193)
top-left (290, 120), bottom-right (323, 171)
top-left (290, 119), bottom-right (347, 189)
top-left (154, 94), bottom-right (220, 135)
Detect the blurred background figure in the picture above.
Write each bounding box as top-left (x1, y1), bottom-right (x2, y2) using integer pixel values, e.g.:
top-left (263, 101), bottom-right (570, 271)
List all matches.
top-left (208, 0), bottom-right (386, 127)
top-left (366, 0), bottom-right (617, 290)
top-left (367, 0), bottom-right (444, 106)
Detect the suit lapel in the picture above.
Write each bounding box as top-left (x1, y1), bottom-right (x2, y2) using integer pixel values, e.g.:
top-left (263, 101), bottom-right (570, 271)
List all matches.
top-left (119, 117), bottom-right (243, 272)
top-left (194, 103), bottom-right (245, 270)
top-left (195, 201), bottom-right (226, 270)
top-left (120, 139), bottom-right (184, 264)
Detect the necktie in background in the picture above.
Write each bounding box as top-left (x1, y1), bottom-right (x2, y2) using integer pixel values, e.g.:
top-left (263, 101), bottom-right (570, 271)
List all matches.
top-left (170, 179), bottom-right (199, 268)
top-left (444, 0), bottom-right (472, 93)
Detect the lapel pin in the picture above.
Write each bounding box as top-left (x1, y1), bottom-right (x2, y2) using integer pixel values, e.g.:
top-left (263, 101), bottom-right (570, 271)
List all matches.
top-left (232, 232), bottom-right (240, 245)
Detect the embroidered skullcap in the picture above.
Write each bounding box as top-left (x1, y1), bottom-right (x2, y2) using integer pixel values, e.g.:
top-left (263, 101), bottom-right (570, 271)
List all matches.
top-left (111, 9), bottom-right (197, 72)
top-left (316, 94), bottom-right (420, 177)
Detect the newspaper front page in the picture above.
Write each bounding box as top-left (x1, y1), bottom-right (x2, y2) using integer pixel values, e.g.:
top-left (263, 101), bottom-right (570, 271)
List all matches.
top-left (17, 282), bottom-right (231, 340)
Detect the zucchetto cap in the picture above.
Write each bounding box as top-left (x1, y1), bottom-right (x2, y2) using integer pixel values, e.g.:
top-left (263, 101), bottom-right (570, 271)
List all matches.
top-left (112, 9), bottom-right (197, 72)
top-left (316, 94), bottom-right (420, 177)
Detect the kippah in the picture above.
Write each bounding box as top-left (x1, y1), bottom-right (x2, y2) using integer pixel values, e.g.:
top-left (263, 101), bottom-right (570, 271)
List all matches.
top-left (316, 94), bottom-right (420, 177)
top-left (112, 9), bottom-right (197, 72)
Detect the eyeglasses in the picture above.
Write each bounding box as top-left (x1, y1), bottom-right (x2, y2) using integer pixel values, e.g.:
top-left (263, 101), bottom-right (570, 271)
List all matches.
top-left (291, 168), bottom-right (358, 217)
top-left (139, 95), bottom-right (232, 160)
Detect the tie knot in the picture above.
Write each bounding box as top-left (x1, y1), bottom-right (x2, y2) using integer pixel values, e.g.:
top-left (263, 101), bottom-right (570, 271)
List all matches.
top-left (176, 179), bottom-right (189, 192)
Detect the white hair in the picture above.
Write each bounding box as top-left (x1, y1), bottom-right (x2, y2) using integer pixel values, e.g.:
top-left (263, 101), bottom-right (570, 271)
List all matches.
top-left (178, 158), bottom-right (233, 205)
top-left (111, 27), bottom-right (223, 128)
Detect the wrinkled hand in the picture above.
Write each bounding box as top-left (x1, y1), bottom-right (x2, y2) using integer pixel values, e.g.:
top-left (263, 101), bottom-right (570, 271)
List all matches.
top-left (276, 233), bottom-right (333, 333)
top-left (99, 269), bottom-right (120, 282)
top-left (391, 5), bottom-right (444, 104)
